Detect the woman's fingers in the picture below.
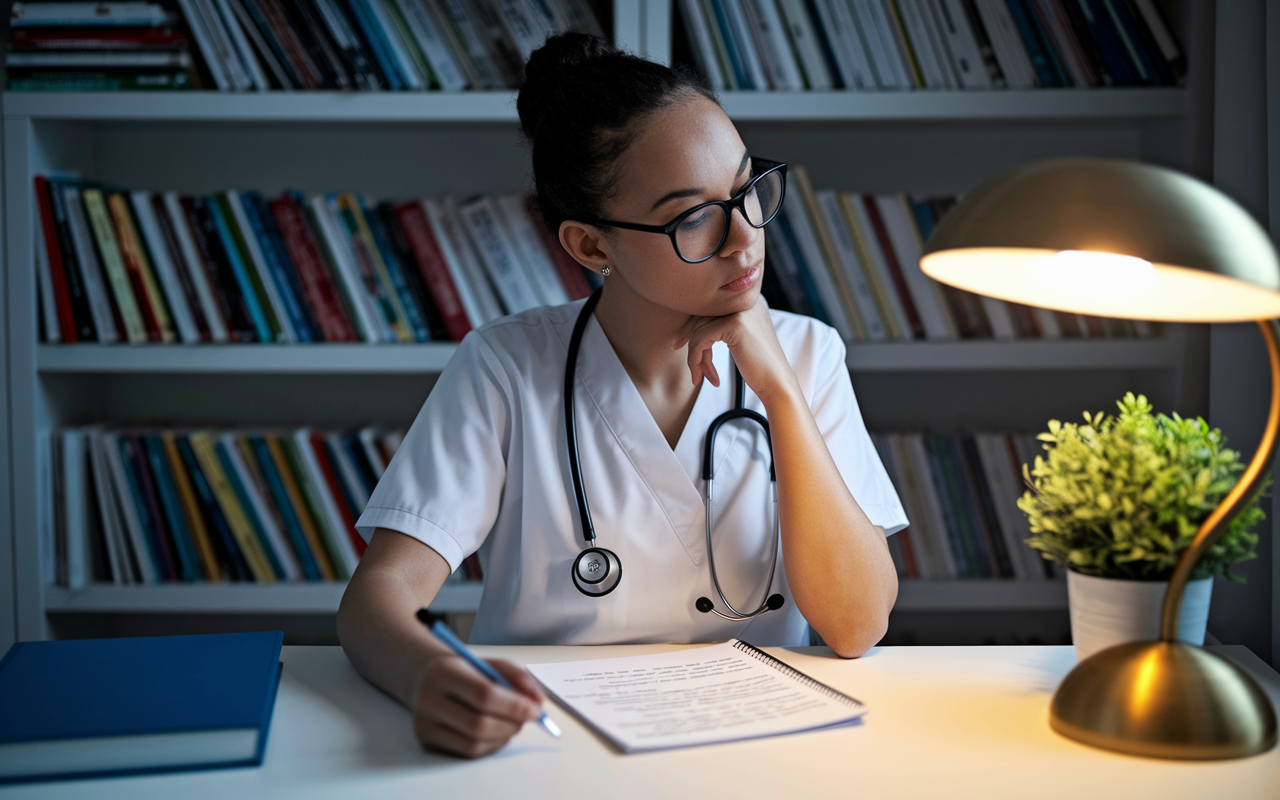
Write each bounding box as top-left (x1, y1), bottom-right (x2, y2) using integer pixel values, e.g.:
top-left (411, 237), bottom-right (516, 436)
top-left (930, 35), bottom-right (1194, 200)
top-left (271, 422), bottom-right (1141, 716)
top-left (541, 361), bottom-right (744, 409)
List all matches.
top-left (436, 657), bottom-right (541, 722)
top-left (414, 714), bottom-right (510, 759)
top-left (426, 693), bottom-right (526, 741)
top-left (412, 655), bottom-right (544, 758)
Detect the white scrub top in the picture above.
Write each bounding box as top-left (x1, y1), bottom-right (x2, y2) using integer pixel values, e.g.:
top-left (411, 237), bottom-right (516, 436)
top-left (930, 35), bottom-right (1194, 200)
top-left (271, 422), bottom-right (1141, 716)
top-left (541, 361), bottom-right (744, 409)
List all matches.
top-left (356, 299), bottom-right (908, 647)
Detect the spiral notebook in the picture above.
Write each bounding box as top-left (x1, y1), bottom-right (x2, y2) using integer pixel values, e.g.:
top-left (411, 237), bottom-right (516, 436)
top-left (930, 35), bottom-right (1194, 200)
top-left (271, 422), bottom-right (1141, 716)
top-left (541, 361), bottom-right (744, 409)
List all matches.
top-left (526, 640), bottom-right (866, 753)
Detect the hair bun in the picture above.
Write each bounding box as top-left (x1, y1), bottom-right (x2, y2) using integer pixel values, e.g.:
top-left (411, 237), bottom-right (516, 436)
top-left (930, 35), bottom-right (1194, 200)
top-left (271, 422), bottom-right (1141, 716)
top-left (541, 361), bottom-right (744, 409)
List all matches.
top-left (518, 32), bottom-right (616, 140)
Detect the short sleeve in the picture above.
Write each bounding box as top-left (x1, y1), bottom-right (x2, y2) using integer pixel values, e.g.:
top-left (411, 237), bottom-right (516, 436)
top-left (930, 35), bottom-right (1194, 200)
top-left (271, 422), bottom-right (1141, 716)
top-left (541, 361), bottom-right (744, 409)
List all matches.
top-left (808, 327), bottom-right (909, 535)
top-left (355, 331), bottom-right (511, 570)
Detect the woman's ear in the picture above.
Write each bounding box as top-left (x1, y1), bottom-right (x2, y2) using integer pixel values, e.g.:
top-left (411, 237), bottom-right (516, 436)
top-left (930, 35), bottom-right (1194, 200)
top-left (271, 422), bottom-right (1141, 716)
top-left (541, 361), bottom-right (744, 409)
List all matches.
top-left (559, 220), bottom-right (612, 277)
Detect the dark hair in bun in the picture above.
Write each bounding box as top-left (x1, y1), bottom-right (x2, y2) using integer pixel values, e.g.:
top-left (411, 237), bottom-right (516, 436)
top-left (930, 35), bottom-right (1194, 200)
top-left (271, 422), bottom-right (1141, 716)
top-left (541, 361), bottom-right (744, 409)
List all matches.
top-left (517, 32), bottom-right (716, 234)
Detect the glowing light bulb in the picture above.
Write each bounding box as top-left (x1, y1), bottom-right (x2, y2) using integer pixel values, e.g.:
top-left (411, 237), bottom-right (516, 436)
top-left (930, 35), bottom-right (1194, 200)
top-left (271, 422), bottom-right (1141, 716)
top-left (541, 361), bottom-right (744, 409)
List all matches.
top-left (1032, 250), bottom-right (1157, 300)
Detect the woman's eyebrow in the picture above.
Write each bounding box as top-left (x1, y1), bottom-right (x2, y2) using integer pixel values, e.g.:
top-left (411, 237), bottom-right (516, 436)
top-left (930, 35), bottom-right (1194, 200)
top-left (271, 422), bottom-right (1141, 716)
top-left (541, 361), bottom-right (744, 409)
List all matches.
top-left (649, 151), bottom-right (752, 212)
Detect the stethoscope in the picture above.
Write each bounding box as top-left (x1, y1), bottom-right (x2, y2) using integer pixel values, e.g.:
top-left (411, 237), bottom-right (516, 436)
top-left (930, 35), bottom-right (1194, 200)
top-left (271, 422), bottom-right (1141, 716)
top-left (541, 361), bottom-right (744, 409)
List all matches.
top-left (564, 289), bottom-right (785, 621)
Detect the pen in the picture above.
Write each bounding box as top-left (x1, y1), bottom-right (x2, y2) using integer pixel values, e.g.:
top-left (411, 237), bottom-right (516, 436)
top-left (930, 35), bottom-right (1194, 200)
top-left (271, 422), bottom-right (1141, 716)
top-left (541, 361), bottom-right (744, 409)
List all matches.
top-left (416, 609), bottom-right (562, 738)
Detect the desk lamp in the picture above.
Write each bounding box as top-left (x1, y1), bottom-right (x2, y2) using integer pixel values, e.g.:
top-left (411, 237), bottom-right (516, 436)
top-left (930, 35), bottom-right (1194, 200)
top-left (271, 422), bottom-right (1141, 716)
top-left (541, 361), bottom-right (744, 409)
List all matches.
top-left (920, 158), bottom-right (1280, 760)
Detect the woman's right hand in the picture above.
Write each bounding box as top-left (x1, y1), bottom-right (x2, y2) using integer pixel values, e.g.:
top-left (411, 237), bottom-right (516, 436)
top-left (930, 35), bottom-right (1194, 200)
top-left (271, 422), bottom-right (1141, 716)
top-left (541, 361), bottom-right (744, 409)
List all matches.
top-left (411, 653), bottom-right (546, 758)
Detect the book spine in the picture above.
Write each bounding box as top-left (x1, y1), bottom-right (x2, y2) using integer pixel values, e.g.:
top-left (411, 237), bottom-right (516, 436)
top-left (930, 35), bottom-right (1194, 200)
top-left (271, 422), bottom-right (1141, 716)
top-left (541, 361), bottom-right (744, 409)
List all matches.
top-left (34, 176), bottom-right (80, 342)
top-left (161, 433), bottom-right (222, 581)
top-left (310, 431), bottom-right (369, 556)
top-left (187, 197), bottom-right (257, 341)
top-left (376, 201), bottom-right (447, 340)
top-left (265, 435), bottom-right (337, 580)
top-left (791, 166), bottom-right (864, 340)
top-left (457, 195), bottom-right (541, 314)
top-left (422, 197), bottom-right (498, 326)
top-left (178, 435), bottom-right (254, 582)
top-left (395, 200), bottom-right (473, 340)
top-left (102, 433), bottom-right (161, 583)
top-left (859, 195), bottom-right (923, 339)
top-left (290, 429), bottom-right (361, 572)
top-left (358, 195), bottom-right (430, 341)
top-left (189, 432), bottom-right (278, 582)
top-left (271, 193), bottom-right (358, 341)
top-left (130, 191), bottom-right (201, 343)
top-left (142, 435), bottom-right (204, 581)
top-left (250, 436), bottom-right (324, 581)
top-left (208, 195), bottom-right (274, 342)
top-left (245, 191), bottom-right (321, 342)
top-left (337, 194), bottom-right (410, 341)
top-left (309, 193), bottom-right (385, 342)
top-left (225, 190), bottom-right (294, 341)
top-left (395, 0), bottom-right (469, 89)
top-left (108, 193), bottom-right (177, 342)
top-left (523, 196), bottom-right (591, 301)
top-left (154, 193), bottom-right (218, 341)
top-left (121, 435), bottom-right (180, 581)
top-left (225, 434), bottom-right (303, 580)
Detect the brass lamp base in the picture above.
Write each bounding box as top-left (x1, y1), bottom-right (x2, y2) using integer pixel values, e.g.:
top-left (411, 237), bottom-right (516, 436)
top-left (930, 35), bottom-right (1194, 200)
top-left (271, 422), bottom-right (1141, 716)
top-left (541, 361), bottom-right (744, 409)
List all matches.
top-left (1051, 641), bottom-right (1278, 760)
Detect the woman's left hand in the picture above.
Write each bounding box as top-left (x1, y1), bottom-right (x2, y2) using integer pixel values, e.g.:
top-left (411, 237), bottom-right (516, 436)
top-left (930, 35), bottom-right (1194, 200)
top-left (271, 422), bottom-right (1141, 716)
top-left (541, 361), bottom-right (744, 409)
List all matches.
top-left (673, 294), bottom-right (800, 407)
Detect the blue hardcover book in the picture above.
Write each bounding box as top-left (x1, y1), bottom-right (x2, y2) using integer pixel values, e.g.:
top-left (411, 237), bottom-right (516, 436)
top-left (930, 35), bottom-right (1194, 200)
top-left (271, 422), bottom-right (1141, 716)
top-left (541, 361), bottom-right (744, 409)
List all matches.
top-left (345, 0), bottom-right (405, 90)
top-left (0, 631), bottom-right (283, 783)
top-left (117, 437), bottom-right (175, 582)
top-left (142, 435), bottom-right (202, 582)
top-left (215, 439), bottom-right (286, 580)
top-left (240, 192), bottom-right (320, 343)
top-left (207, 197), bottom-right (273, 342)
top-left (249, 437), bottom-right (322, 582)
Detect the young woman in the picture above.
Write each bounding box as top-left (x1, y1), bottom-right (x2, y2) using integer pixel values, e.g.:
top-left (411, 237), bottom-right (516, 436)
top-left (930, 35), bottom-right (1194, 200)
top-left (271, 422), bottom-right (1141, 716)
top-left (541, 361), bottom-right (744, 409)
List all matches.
top-left (337, 33), bottom-right (907, 759)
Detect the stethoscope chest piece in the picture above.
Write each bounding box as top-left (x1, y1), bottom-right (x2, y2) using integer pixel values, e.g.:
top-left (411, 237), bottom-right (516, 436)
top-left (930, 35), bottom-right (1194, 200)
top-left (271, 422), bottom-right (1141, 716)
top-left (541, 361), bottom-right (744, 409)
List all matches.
top-left (572, 547), bottom-right (621, 596)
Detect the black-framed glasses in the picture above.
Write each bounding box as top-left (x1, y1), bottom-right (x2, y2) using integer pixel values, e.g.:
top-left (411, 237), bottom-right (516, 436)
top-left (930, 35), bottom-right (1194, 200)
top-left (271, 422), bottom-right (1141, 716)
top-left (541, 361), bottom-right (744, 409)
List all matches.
top-left (584, 157), bottom-right (788, 263)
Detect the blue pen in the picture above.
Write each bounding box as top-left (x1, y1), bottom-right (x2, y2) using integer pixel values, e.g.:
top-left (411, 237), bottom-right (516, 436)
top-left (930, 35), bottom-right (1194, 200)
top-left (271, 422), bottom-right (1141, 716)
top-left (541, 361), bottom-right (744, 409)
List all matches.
top-left (417, 609), bottom-right (562, 738)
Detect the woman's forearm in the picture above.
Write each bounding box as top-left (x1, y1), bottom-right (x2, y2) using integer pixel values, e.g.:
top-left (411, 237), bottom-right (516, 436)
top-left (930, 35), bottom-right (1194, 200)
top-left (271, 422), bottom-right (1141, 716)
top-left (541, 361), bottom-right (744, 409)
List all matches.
top-left (337, 529), bottom-right (455, 706)
top-left (764, 386), bottom-right (898, 658)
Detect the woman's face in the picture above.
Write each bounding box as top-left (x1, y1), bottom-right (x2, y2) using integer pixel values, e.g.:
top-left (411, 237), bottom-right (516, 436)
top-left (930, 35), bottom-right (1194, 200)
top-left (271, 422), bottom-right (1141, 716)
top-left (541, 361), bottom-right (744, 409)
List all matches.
top-left (597, 93), bottom-right (766, 319)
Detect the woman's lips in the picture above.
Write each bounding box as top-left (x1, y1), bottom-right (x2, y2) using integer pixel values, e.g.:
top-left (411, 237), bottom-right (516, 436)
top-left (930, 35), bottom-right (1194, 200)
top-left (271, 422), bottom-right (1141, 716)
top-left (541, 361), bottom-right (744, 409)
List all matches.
top-left (721, 267), bottom-right (760, 292)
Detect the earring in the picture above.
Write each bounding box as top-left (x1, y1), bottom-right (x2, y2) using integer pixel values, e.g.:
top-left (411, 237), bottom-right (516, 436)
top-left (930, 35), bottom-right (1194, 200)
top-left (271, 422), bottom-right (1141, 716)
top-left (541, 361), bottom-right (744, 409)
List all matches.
top-left (601, 266), bottom-right (611, 277)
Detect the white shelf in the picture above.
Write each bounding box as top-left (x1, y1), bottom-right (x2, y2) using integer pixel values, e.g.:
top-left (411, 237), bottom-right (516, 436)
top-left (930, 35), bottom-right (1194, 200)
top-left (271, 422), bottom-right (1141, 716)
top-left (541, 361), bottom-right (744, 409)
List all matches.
top-left (43, 580), bottom-right (484, 613)
top-left (3, 88), bottom-right (1185, 123)
top-left (37, 337), bottom-right (1180, 374)
top-left (37, 343), bottom-right (458, 373)
top-left (894, 579), bottom-right (1067, 611)
top-left (719, 88), bottom-right (1187, 121)
top-left (41, 579), bottom-right (1061, 614)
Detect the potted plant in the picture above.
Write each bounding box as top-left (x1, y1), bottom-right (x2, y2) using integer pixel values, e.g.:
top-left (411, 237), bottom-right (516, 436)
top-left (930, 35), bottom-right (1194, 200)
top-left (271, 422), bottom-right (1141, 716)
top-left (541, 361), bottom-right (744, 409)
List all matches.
top-left (1017, 393), bottom-right (1266, 661)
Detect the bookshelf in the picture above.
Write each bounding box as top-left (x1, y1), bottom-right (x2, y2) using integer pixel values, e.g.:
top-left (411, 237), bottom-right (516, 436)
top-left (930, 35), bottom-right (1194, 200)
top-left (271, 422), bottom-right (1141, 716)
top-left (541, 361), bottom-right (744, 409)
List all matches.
top-left (2, 0), bottom-right (1215, 649)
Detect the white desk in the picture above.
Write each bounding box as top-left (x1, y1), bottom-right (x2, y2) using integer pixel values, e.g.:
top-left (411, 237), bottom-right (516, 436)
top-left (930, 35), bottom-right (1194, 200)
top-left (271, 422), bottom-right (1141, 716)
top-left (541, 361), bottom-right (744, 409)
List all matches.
top-left (2, 644), bottom-right (1278, 799)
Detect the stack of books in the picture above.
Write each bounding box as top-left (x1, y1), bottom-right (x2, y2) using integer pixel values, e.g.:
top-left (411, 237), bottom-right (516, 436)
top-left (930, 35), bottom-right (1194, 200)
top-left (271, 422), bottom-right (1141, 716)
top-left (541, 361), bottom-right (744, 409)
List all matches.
top-left (873, 431), bottom-right (1058, 581)
top-left (8, 0), bottom-right (605, 90)
top-left (675, 0), bottom-right (1183, 91)
top-left (8, 1), bottom-right (200, 90)
top-left (34, 176), bottom-right (594, 345)
top-left (42, 425), bottom-right (486, 587)
top-left (762, 166), bottom-right (1159, 341)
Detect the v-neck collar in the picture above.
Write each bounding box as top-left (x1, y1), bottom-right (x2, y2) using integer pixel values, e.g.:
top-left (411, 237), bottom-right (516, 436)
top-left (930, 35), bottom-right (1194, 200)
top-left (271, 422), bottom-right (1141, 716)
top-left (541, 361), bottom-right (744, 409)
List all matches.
top-left (565, 310), bottom-right (738, 567)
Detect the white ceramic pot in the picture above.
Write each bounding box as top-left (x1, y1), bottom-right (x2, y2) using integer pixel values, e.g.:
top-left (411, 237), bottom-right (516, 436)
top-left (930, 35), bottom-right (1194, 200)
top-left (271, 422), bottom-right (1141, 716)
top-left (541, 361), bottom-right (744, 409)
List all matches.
top-left (1067, 570), bottom-right (1214, 662)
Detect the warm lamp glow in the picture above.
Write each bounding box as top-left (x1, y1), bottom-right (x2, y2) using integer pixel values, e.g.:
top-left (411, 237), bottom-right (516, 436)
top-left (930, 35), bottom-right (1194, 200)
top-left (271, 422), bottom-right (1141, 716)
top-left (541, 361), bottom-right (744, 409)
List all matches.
top-left (1032, 251), bottom-right (1156, 300)
top-left (921, 248), bottom-right (1280, 322)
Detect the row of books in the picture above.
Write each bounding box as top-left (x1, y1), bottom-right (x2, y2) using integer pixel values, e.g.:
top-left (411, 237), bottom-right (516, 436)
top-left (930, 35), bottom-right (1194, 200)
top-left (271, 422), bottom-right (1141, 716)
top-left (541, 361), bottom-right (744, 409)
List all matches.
top-left (676, 0), bottom-right (1182, 92)
top-left (763, 167), bottom-right (1159, 341)
top-left (41, 425), bottom-right (487, 588)
top-left (8, 0), bottom-right (603, 91)
top-left (35, 175), bottom-right (594, 344)
top-left (872, 432), bottom-right (1060, 581)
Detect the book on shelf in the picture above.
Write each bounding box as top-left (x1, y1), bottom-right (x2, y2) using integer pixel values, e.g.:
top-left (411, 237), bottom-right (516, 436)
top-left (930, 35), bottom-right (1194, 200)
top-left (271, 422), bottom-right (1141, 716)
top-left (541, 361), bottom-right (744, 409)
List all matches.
top-left (872, 430), bottom-right (1062, 582)
top-left (34, 175), bottom-right (596, 345)
top-left (671, 0), bottom-right (1184, 92)
top-left (7, 0), bottom-right (606, 91)
top-left (758, 177), bottom-right (1159, 342)
top-left (42, 424), bottom-right (485, 588)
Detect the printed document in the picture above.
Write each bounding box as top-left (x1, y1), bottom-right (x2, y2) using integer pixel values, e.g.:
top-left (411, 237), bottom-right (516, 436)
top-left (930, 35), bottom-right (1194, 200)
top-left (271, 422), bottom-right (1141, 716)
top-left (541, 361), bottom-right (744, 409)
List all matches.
top-left (526, 640), bottom-right (866, 753)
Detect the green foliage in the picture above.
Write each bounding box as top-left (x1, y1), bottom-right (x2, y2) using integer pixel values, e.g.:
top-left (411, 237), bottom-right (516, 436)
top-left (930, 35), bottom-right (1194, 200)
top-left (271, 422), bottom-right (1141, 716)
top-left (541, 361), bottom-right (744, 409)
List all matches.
top-left (1016, 393), bottom-right (1265, 581)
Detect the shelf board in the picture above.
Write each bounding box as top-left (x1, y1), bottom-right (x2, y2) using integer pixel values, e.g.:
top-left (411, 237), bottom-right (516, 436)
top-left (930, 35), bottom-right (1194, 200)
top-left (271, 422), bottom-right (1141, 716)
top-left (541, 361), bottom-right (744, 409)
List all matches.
top-left (720, 88), bottom-right (1186, 121)
top-left (844, 337), bottom-right (1182, 371)
top-left (894, 579), bottom-right (1067, 611)
top-left (37, 337), bottom-right (1180, 374)
top-left (43, 580), bottom-right (483, 613)
top-left (4, 88), bottom-right (1185, 123)
top-left (42, 579), bottom-right (1061, 614)
top-left (37, 343), bottom-right (458, 373)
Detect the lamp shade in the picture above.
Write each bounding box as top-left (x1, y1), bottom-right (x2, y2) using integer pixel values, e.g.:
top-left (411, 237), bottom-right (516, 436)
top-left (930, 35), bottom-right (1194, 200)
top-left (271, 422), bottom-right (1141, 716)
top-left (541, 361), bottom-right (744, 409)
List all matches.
top-left (920, 158), bottom-right (1280, 322)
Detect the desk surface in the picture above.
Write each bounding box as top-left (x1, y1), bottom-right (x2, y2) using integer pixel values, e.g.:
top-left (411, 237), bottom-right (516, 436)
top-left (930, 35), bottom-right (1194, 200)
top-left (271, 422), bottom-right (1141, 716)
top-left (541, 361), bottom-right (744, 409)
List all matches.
top-left (3, 644), bottom-right (1278, 799)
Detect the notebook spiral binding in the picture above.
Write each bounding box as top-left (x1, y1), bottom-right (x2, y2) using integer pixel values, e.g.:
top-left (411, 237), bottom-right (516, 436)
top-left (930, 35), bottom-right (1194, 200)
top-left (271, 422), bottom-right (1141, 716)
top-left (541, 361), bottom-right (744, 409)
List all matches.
top-left (731, 640), bottom-right (865, 709)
